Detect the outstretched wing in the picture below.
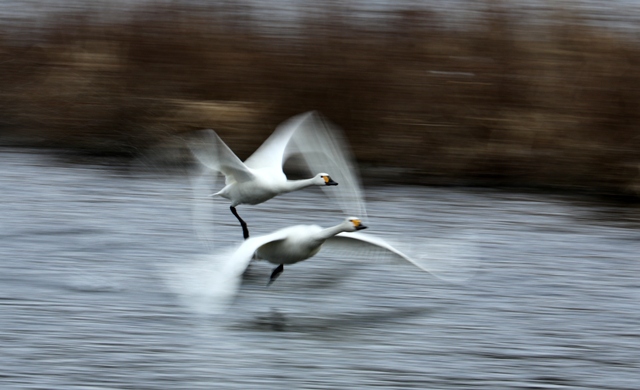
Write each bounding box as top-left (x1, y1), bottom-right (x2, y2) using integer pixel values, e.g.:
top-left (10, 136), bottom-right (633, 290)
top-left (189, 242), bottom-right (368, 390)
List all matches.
top-left (245, 112), bottom-right (366, 220)
top-left (324, 231), bottom-right (479, 283)
top-left (228, 230), bottom-right (290, 276)
top-left (165, 229), bottom-right (291, 316)
top-left (205, 230), bottom-right (290, 307)
top-left (287, 112), bottom-right (367, 221)
top-left (188, 129), bottom-right (254, 184)
top-left (243, 112), bottom-right (314, 171)
top-left (187, 130), bottom-right (256, 247)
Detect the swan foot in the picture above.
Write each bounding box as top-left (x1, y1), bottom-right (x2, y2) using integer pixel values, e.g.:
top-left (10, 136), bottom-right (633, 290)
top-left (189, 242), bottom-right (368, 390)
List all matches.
top-left (267, 264), bottom-right (284, 287)
top-left (230, 206), bottom-right (249, 239)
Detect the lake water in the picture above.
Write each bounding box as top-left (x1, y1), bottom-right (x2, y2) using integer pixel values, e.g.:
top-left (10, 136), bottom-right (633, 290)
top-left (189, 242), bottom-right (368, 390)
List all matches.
top-left (1, 148), bottom-right (639, 389)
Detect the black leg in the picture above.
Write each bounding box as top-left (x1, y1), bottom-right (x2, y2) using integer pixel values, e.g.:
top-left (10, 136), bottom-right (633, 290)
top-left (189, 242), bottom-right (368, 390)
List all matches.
top-left (230, 206), bottom-right (249, 239)
top-left (267, 264), bottom-right (284, 287)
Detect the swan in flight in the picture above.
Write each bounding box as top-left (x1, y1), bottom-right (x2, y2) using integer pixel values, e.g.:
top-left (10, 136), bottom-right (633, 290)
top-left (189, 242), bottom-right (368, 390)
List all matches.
top-left (255, 217), bottom-right (368, 285)
top-left (222, 217), bottom-right (449, 288)
top-left (188, 111), bottom-right (366, 240)
top-left (166, 217), bottom-right (479, 314)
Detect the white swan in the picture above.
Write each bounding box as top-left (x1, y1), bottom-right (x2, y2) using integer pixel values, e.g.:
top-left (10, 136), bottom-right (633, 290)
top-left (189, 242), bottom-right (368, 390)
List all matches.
top-left (221, 217), bottom-right (448, 288)
top-left (166, 218), bottom-right (479, 314)
top-left (250, 217), bottom-right (367, 285)
top-left (188, 111), bottom-right (366, 240)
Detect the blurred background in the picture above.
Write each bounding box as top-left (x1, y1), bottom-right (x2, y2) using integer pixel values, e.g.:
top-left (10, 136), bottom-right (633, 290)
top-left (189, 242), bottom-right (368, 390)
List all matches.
top-left (1, 0), bottom-right (639, 195)
top-left (2, 2), bottom-right (640, 389)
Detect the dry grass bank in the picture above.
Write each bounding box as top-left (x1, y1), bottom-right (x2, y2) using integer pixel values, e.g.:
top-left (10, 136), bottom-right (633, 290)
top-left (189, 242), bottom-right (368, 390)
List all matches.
top-left (0, 3), bottom-right (639, 196)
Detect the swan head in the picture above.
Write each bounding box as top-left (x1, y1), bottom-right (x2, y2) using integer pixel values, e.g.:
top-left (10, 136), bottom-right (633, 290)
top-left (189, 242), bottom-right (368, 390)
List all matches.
top-left (344, 217), bottom-right (367, 232)
top-left (316, 173), bottom-right (338, 186)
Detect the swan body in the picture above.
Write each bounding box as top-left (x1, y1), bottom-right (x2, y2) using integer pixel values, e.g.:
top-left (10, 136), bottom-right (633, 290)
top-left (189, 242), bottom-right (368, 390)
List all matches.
top-left (232, 217), bottom-right (366, 285)
top-left (189, 111), bottom-right (364, 239)
top-left (214, 169), bottom-right (330, 207)
top-left (255, 218), bottom-right (366, 265)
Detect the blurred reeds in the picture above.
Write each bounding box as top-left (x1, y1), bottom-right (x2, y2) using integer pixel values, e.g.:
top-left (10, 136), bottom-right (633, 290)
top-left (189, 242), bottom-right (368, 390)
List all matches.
top-left (0, 2), bottom-right (639, 196)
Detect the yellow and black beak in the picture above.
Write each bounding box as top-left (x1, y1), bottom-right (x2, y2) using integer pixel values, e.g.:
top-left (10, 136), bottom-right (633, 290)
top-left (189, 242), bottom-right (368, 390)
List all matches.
top-left (352, 219), bottom-right (367, 230)
top-left (324, 175), bottom-right (338, 186)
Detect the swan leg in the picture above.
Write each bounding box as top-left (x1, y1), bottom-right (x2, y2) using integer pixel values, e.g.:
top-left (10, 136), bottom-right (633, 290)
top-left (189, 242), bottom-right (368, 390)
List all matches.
top-left (267, 264), bottom-right (284, 287)
top-left (230, 206), bottom-right (249, 239)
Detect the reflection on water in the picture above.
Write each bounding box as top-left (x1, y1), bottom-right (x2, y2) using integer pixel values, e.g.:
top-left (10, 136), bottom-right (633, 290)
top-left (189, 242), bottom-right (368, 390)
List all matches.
top-left (1, 148), bottom-right (639, 389)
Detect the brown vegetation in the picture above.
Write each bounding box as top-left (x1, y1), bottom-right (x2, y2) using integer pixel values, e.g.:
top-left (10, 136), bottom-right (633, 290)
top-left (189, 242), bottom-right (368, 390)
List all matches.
top-left (0, 3), bottom-right (639, 196)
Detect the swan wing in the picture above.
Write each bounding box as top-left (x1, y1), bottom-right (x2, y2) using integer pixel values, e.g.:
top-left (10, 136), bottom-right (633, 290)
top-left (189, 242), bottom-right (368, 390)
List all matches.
top-left (243, 112), bottom-right (314, 171)
top-left (243, 111), bottom-right (366, 219)
top-left (229, 230), bottom-right (290, 275)
top-left (188, 129), bottom-right (255, 183)
top-left (287, 112), bottom-right (367, 220)
top-left (208, 230), bottom-right (290, 304)
top-left (324, 232), bottom-right (479, 283)
top-left (167, 229), bottom-right (291, 315)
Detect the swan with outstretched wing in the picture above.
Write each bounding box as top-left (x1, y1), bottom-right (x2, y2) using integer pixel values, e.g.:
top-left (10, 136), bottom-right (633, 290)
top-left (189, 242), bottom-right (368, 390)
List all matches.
top-left (188, 111), bottom-right (365, 241)
top-left (215, 217), bottom-right (477, 296)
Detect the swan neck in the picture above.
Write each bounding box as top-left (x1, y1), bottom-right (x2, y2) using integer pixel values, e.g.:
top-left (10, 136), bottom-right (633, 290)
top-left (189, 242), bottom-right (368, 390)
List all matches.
top-left (282, 177), bottom-right (316, 193)
top-left (315, 223), bottom-right (347, 241)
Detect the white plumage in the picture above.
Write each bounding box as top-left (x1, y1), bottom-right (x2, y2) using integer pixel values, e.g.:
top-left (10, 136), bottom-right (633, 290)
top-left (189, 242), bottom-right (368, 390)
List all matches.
top-left (188, 111), bottom-right (366, 240)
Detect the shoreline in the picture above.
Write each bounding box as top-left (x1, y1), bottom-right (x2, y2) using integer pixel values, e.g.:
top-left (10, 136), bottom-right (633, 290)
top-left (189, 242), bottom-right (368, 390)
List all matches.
top-left (0, 3), bottom-right (639, 200)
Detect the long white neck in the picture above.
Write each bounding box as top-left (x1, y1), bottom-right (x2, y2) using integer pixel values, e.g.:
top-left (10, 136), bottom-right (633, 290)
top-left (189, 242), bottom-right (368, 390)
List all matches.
top-left (313, 222), bottom-right (350, 242)
top-left (280, 177), bottom-right (318, 193)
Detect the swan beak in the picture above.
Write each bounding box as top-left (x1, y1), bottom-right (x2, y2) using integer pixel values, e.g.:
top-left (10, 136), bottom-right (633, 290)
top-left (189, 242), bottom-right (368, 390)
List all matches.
top-left (325, 177), bottom-right (338, 186)
top-left (356, 224), bottom-right (368, 230)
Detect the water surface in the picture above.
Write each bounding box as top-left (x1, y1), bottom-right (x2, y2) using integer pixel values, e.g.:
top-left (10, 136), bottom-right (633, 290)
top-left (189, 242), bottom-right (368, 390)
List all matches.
top-left (1, 149), bottom-right (639, 389)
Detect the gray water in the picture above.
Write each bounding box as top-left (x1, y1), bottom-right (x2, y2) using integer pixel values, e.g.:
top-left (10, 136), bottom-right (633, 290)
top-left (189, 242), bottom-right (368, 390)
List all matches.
top-left (1, 148), bottom-right (639, 389)
top-left (4, 1), bottom-right (640, 33)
